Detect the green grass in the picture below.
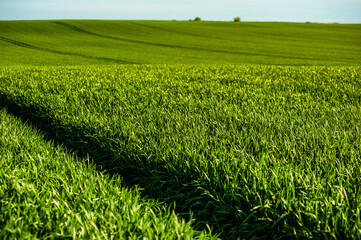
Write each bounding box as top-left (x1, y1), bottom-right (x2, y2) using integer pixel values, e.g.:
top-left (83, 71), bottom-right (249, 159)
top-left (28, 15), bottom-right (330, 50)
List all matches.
top-left (1, 20), bottom-right (361, 66)
top-left (1, 19), bottom-right (360, 239)
top-left (0, 107), bottom-right (214, 239)
top-left (0, 65), bottom-right (360, 239)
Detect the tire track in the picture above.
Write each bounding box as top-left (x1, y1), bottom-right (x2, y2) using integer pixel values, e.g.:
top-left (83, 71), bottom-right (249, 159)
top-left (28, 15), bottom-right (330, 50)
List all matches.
top-left (53, 21), bottom-right (264, 56)
top-left (52, 21), bottom-right (337, 63)
top-left (128, 21), bottom-right (203, 38)
top-left (128, 21), bottom-right (263, 44)
top-left (0, 35), bottom-right (138, 64)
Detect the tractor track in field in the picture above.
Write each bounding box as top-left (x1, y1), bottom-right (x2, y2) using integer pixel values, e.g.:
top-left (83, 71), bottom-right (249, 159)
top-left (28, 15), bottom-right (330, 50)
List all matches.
top-left (128, 21), bottom-right (205, 38)
top-left (0, 35), bottom-right (138, 64)
top-left (52, 21), bottom-right (336, 63)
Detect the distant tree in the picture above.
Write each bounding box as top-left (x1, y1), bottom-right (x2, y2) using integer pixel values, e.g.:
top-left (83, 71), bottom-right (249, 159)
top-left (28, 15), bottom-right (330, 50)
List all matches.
top-left (234, 17), bottom-right (241, 22)
top-left (194, 17), bottom-right (202, 22)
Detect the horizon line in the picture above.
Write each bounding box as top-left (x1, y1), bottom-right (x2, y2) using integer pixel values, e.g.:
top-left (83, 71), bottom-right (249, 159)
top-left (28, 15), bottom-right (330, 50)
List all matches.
top-left (1, 19), bottom-right (360, 24)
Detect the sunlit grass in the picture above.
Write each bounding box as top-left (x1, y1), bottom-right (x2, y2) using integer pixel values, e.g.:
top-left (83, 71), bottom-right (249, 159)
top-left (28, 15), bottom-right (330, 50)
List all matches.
top-left (1, 20), bottom-right (360, 66)
top-left (0, 108), bottom-right (213, 239)
top-left (0, 65), bottom-right (360, 238)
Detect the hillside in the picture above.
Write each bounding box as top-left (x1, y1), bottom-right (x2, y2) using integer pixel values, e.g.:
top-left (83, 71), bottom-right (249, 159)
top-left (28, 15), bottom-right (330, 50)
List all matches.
top-left (1, 20), bottom-right (361, 239)
top-left (1, 20), bottom-right (360, 66)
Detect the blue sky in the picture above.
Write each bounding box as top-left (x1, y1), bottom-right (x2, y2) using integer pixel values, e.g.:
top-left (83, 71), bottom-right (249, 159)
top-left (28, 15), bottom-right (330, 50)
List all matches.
top-left (0, 0), bottom-right (360, 23)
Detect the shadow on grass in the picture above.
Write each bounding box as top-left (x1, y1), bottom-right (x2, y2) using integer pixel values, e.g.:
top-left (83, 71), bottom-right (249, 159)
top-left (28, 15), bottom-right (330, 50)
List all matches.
top-left (0, 94), bottom-right (240, 238)
top-left (0, 93), bottom-right (279, 239)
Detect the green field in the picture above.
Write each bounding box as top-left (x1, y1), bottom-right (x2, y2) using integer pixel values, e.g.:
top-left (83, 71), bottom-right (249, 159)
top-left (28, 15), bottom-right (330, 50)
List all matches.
top-left (1, 20), bottom-right (361, 66)
top-left (1, 20), bottom-right (361, 239)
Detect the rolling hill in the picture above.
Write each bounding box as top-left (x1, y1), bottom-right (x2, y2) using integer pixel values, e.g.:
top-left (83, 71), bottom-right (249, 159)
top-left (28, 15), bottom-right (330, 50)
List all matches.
top-left (1, 20), bottom-right (361, 239)
top-left (1, 20), bottom-right (360, 66)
